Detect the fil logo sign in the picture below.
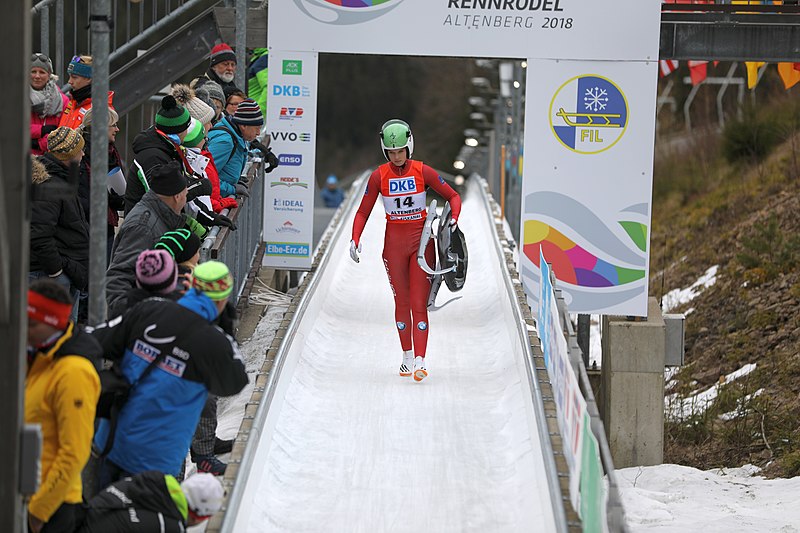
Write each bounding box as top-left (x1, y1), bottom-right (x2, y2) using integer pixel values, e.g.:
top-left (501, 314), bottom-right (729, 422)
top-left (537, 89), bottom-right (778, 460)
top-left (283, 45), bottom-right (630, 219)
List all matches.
top-left (549, 74), bottom-right (629, 155)
top-left (388, 177), bottom-right (416, 194)
top-left (282, 60), bottom-right (302, 75)
top-left (279, 107), bottom-right (304, 120)
top-left (273, 131), bottom-right (312, 143)
top-left (272, 85), bottom-right (311, 97)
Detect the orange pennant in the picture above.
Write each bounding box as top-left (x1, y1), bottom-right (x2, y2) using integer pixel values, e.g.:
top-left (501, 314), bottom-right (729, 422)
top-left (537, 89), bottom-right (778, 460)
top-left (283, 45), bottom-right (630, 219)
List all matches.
top-left (778, 62), bottom-right (800, 90)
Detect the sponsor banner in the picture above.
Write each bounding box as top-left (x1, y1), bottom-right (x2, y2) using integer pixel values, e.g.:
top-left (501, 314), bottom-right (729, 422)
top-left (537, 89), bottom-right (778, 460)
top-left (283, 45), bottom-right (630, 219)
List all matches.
top-left (522, 59), bottom-right (657, 316)
top-left (265, 50), bottom-right (318, 269)
top-left (268, 0), bottom-right (660, 62)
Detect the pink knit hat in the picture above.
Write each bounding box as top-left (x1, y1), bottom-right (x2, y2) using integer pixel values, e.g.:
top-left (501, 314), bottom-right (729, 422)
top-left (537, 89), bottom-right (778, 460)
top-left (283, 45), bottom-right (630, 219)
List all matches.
top-left (135, 249), bottom-right (178, 294)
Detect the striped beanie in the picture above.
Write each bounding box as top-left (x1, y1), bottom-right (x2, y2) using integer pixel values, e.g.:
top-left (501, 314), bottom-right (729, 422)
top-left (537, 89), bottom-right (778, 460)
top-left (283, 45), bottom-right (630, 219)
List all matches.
top-left (155, 228), bottom-right (202, 264)
top-left (135, 249), bottom-right (178, 294)
top-left (182, 118), bottom-right (206, 149)
top-left (210, 43), bottom-right (236, 67)
top-left (47, 126), bottom-right (85, 161)
top-left (232, 99), bottom-right (264, 127)
top-left (155, 95), bottom-right (191, 134)
top-left (192, 260), bottom-right (233, 301)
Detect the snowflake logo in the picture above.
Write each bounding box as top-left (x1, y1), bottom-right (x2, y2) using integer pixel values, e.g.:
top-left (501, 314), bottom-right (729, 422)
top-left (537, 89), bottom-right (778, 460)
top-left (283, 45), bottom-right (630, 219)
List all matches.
top-left (584, 86), bottom-right (608, 112)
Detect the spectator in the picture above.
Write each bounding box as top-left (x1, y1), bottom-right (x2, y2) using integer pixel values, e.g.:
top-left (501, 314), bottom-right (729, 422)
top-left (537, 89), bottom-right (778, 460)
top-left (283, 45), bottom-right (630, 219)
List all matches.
top-left (193, 43), bottom-right (241, 99)
top-left (91, 260), bottom-right (248, 486)
top-left (207, 98), bottom-right (263, 199)
top-left (30, 127), bottom-right (89, 323)
top-left (30, 53), bottom-right (68, 155)
top-left (195, 80), bottom-right (225, 123)
top-left (58, 55), bottom-right (114, 131)
top-left (124, 95), bottom-right (191, 214)
top-left (123, 249), bottom-right (179, 311)
top-left (171, 84), bottom-right (215, 134)
top-left (155, 228), bottom-right (202, 292)
top-left (77, 470), bottom-right (224, 532)
top-left (106, 162), bottom-right (188, 316)
top-left (321, 174), bottom-right (344, 208)
top-left (247, 48), bottom-right (269, 119)
top-left (224, 89), bottom-right (246, 117)
top-left (25, 280), bottom-right (101, 533)
top-left (78, 106), bottom-right (125, 264)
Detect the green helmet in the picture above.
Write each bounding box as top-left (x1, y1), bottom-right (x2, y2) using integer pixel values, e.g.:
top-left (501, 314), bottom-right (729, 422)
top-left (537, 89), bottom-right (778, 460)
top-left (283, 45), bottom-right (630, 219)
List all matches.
top-left (379, 119), bottom-right (413, 160)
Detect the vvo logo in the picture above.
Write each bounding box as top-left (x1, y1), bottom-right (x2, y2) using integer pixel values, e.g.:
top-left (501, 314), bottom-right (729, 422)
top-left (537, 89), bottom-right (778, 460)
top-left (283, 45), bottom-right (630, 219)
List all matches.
top-left (272, 85), bottom-right (311, 97)
top-left (279, 107), bottom-right (304, 120)
top-left (389, 177), bottom-right (416, 194)
top-left (273, 131), bottom-right (312, 143)
top-left (278, 153), bottom-right (302, 166)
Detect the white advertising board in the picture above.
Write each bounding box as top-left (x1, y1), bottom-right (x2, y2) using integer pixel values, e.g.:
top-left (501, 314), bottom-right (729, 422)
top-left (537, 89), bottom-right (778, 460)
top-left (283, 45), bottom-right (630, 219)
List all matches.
top-left (521, 59), bottom-right (658, 316)
top-left (268, 0), bottom-right (661, 62)
top-left (263, 50), bottom-right (318, 270)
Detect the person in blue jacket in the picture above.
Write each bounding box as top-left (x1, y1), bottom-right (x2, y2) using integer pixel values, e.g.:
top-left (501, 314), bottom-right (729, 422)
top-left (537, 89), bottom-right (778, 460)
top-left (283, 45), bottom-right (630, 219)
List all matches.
top-left (90, 261), bottom-right (248, 489)
top-left (321, 174), bottom-right (344, 208)
top-left (206, 98), bottom-right (263, 199)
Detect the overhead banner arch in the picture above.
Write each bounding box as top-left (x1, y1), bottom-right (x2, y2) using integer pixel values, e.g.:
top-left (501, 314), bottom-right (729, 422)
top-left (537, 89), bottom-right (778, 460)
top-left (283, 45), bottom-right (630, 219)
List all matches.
top-left (266, 0), bottom-right (661, 316)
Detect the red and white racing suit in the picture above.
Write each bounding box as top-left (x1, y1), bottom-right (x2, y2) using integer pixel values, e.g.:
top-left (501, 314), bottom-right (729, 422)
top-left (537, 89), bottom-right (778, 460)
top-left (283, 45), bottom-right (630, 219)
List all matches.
top-left (351, 160), bottom-right (461, 359)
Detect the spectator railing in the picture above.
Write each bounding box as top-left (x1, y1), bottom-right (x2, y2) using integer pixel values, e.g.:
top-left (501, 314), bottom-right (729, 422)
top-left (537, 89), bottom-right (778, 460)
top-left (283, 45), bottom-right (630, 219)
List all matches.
top-left (199, 154), bottom-right (265, 303)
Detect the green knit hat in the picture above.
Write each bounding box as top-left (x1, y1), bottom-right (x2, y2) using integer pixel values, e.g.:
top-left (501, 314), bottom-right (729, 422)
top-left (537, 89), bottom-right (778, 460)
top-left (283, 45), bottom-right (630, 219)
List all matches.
top-left (155, 95), bottom-right (191, 134)
top-left (182, 118), bottom-right (205, 148)
top-left (192, 261), bottom-right (233, 301)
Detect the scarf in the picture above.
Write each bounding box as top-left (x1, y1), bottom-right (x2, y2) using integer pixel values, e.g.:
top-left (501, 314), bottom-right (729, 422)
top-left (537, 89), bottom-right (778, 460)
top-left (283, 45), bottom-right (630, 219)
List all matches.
top-left (30, 80), bottom-right (64, 117)
top-left (70, 83), bottom-right (93, 105)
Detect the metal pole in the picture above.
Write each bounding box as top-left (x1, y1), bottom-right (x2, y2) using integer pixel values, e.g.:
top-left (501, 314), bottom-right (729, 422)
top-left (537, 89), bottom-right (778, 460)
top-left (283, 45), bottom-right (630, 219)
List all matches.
top-left (0, 0), bottom-right (32, 530)
top-left (235, 0), bottom-right (247, 91)
top-left (55, 0), bottom-right (64, 82)
top-left (500, 144), bottom-right (506, 218)
top-left (40, 6), bottom-right (49, 57)
top-left (577, 314), bottom-right (590, 368)
top-left (88, 0), bottom-right (111, 324)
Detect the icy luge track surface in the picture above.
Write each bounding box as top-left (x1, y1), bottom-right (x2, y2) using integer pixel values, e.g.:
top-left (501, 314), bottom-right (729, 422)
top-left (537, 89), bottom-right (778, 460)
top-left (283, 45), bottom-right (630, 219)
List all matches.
top-left (233, 179), bottom-right (557, 532)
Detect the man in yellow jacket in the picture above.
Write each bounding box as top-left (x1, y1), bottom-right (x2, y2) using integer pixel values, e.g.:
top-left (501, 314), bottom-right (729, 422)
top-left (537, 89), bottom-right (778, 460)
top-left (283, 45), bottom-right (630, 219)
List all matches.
top-left (25, 279), bottom-right (101, 532)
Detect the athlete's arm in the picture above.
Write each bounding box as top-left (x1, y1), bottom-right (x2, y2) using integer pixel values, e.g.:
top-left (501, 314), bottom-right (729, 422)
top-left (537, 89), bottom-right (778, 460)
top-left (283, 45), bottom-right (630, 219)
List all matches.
top-left (422, 165), bottom-right (462, 223)
top-left (351, 168), bottom-right (381, 246)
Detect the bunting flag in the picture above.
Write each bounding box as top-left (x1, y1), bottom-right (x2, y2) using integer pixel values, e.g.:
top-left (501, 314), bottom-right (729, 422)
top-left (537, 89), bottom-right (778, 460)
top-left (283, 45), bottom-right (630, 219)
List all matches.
top-left (746, 61), bottom-right (766, 89)
top-left (778, 62), bottom-right (800, 90)
top-left (794, 62), bottom-right (800, 73)
top-left (659, 60), bottom-right (679, 78)
top-left (688, 61), bottom-right (708, 86)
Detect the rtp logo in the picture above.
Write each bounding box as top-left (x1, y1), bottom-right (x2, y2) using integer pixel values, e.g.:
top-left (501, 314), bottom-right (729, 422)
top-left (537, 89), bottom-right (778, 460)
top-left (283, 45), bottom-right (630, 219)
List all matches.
top-left (293, 0), bottom-right (404, 25)
top-left (273, 85), bottom-right (311, 97)
top-left (282, 60), bottom-right (302, 75)
top-left (279, 107), bottom-right (304, 120)
top-left (388, 177), bottom-right (416, 194)
top-left (549, 75), bottom-right (628, 155)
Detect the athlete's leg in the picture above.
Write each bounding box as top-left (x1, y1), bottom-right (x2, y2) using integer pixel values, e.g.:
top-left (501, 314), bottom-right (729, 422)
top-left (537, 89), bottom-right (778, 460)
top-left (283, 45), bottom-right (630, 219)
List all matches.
top-left (383, 238), bottom-right (412, 351)
top-left (408, 239), bottom-right (435, 358)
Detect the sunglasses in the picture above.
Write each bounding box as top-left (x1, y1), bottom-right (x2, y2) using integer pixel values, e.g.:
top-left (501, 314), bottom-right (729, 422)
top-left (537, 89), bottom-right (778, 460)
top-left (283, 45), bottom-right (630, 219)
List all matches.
top-left (70, 55), bottom-right (84, 64)
top-left (32, 53), bottom-right (51, 63)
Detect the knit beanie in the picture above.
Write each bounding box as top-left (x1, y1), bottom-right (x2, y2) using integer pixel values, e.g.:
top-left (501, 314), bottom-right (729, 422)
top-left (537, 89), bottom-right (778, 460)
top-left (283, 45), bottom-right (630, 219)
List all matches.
top-left (182, 473), bottom-right (224, 517)
top-left (149, 161), bottom-right (187, 196)
top-left (172, 84), bottom-right (215, 125)
top-left (209, 43), bottom-right (236, 67)
top-left (31, 53), bottom-right (53, 74)
top-left (155, 228), bottom-right (202, 264)
top-left (67, 56), bottom-right (92, 79)
top-left (135, 249), bottom-right (178, 294)
top-left (81, 106), bottom-right (119, 129)
top-left (47, 126), bottom-right (85, 161)
top-left (232, 99), bottom-right (264, 127)
top-left (182, 118), bottom-right (206, 149)
top-left (155, 95), bottom-right (191, 135)
top-left (192, 260), bottom-right (234, 301)
top-left (196, 81), bottom-right (225, 108)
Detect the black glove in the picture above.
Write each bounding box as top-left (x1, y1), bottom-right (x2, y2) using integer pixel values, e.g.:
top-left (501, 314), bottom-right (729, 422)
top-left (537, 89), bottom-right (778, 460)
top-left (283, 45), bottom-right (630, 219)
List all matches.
top-left (216, 300), bottom-right (239, 336)
top-left (235, 183), bottom-right (250, 198)
top-left (108, 189), bottom-right (125, 211)
top-left (212, 213), bottom-right (237, 231)
top-left (264, 149), bottom-right (279, 174)
top-left (62, 257), bottom-right (88, 292)
top-left (40, 124), bottom-right (57, 137)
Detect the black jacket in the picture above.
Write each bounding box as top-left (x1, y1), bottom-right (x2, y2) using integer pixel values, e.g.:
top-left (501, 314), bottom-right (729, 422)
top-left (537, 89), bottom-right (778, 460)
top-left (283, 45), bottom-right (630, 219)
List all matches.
top-left (77, 471), bottom-right (186, 533)
top-left (125, 127), bottom-right (183, 215)
top-left (30, 154), bottom-right (91, 290)
top-left (79, 136), bottom-right (125, 234)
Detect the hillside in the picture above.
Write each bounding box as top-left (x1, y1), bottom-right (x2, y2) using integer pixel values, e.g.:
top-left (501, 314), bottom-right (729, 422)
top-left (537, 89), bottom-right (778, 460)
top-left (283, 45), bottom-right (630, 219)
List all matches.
top-left (650, 95), bottom-right (800, 477)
